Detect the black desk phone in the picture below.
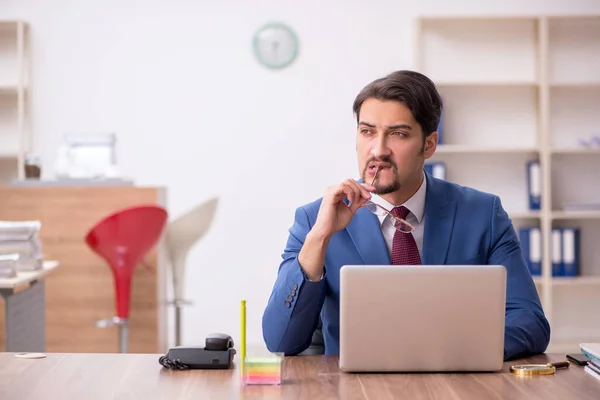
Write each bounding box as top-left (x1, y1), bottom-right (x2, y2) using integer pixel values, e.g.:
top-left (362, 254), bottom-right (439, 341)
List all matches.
top-left (158, 333), bottom-right (236, 370)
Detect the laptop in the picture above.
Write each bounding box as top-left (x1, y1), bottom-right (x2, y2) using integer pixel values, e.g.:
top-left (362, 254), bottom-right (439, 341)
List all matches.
top-left (339, 264), bottom-right (506, 373)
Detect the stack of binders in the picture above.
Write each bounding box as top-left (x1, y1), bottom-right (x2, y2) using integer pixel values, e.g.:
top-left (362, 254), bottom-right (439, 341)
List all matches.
top-left (550, 227), bottom-right (580, 277)
top-left (519, 226), bottom-right (580, 277)
top-left (0, 221), bottom-right (43, 278)
top-left (425, 162), bottom-right (446, 180)
top-left (523, 160), bottom-right (581, 278)
top-left (580, 343), bottom-right (600, 382)
top-left (519, 227), bottom-right (541, 276)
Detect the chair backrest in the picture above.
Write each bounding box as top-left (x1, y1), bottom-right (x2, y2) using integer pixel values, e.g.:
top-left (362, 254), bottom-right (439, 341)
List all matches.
top-left (85, 204), bottom-right (168, 318)
top-left (165, 197), bottom-right (218, 300)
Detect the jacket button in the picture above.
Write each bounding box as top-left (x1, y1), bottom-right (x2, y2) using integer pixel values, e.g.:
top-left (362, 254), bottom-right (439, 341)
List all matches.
top-left (291, 290), bottom-right (296, 296)
top-left (292, 283), bottom-right (298, 290)
top-left (287, 295), bottom-right (293, 302)
top-left (284, 301), bottom-right (291, 308)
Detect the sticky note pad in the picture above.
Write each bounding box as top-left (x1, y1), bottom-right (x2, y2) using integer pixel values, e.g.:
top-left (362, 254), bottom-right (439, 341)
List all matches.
top-left (242, 354), bottom-right (283, 385)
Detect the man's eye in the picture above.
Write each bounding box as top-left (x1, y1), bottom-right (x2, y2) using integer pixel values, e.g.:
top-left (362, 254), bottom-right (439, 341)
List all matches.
top-left (361, 129), bottom-right (373, 135)
top-left (392, 131), bottom-right (407, 137)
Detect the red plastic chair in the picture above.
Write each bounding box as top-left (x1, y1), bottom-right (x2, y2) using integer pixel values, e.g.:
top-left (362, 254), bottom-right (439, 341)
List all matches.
top-left (85, 204), bottom-right (168, 353)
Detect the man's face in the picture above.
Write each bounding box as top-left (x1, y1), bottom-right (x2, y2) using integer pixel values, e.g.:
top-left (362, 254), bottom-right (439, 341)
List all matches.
top-left (357, 98), bottom-right (437, 195)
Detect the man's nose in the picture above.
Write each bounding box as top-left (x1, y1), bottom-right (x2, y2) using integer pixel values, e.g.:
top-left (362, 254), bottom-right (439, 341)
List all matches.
top-left (370, 136), bottom-right (391, 158)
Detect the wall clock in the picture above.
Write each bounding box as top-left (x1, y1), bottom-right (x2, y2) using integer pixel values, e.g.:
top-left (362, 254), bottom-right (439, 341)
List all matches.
top-left (253, 22), bottom-right (299, 69)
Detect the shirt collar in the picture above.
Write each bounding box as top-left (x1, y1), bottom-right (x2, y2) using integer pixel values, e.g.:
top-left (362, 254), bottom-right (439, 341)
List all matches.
top-left (369, 172), bottom-right (427, 225)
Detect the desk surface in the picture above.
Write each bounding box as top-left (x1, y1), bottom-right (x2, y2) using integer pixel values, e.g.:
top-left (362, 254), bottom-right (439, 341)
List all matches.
top-left (0, 260), bottom-right (59, 289)
top-left (0, 352), bottom-right (598, 400)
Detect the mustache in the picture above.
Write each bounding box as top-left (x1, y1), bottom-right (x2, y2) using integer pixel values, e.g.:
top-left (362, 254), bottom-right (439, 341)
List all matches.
top-left (365, 156), bottom-right (398, 171)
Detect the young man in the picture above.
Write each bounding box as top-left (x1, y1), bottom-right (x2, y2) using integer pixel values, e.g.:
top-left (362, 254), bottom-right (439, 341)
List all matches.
top-left (262, 70), bottom-right (550, 360)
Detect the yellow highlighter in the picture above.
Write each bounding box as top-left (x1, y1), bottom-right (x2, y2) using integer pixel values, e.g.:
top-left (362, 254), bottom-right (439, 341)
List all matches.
top-left (240, 300), bottom-right (246, 377)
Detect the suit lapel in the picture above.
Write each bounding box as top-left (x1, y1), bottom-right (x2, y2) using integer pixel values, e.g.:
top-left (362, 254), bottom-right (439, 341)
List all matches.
top-left (345, 207), bottom-right (391, 265)
top-left (422, 173), bottom-right (456, 265)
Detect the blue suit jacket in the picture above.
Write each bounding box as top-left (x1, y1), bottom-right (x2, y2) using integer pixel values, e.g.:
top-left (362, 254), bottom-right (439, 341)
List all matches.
top-left (262, 172), bottom-right (551, 360)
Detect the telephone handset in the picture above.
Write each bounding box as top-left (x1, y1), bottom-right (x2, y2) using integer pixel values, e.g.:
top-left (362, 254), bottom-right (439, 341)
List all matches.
top-left (158, 332), bottom-right (236, 370)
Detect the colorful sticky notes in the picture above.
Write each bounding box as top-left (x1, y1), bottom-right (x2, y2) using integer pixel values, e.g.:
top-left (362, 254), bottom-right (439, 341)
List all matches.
top-left (242, 355), bottom-right (283, 385)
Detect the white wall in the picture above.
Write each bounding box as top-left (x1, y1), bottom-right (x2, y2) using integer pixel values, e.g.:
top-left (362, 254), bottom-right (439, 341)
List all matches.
top-left (1, 0), bottom-right (599, 350)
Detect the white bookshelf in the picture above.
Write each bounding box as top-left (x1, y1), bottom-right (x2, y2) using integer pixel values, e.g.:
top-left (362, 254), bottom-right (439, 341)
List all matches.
top-left (415, 15), bottom-right (600, 354)
top-left (0, 21), bottom-right (30, 182)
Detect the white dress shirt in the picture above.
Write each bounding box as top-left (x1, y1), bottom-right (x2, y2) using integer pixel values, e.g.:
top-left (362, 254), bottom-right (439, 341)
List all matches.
top-left (308, 174), bottom-right (427, 281)
top-left (369, 173), bottom-right (427, 258)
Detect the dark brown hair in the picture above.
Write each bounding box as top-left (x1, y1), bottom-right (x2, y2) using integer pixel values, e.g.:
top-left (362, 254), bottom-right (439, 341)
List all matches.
top-left (352, 70), bottom-right (443, 137)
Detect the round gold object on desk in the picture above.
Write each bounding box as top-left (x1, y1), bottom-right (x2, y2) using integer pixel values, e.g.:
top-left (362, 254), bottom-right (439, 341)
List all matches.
top-left (510, 361), bottom-right (570, 376)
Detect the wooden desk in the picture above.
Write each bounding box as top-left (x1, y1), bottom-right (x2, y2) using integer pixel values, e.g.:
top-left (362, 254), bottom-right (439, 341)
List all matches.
top-left (0, 260), bottom-right (59, 290)
top-left (0, 261), bottom-right (59, 352)
top-left (0, 353), bottom-right (597, 399)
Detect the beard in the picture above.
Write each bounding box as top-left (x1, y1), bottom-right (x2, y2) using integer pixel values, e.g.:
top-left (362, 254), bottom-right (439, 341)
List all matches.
top-left (361, 156), bottom-right (401, 195)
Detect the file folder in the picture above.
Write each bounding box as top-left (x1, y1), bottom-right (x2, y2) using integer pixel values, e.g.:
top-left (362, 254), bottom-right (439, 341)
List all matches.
top-left (551, 228), bottom-right (563, 277)
top-left (561, 227), bottom-right (579, 277)
top-left (526, 160), bottom-right (541, 210)
top-left (424, 162), bottom-right (446, 180)
top-left (519, 227), bottom-right (541, 276)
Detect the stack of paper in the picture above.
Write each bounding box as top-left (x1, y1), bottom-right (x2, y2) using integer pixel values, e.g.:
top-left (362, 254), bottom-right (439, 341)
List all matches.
top-left (580, 343), bottom-right (600, 382)
top-left (0, 221), bottom-right (43, 277)
top-left (0, 254), bottom-right (18, 278)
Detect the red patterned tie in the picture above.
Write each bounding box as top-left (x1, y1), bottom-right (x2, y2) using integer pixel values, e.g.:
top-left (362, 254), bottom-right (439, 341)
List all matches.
top-left (391, 206), bottom-right (422, 265)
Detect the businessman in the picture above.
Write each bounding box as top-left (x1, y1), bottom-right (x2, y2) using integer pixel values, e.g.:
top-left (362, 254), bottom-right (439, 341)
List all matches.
top-left (262, 70), bottom-right (551, 360)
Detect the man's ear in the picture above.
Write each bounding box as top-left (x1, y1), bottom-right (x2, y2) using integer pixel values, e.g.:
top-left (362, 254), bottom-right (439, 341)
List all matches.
top-left (423, 132), bottom-right (438, 159)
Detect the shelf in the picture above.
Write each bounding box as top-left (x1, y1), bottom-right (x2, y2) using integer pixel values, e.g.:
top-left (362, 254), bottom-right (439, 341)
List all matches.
top-left (551, 148), bottom-right (600, 155)
top-left (551, 156), bottom-right (600, 214)
top-left (435, 145), bottom-right (538, 154)
top-left (0, 20), bottom-right (27, 184)
top-left (418, 16), bottom-right (539, 22)
top-left (417, 17), bottom-right (538, 83)
top-left (533, 276), bottom-right (600, 287)
top-left (551, 276), bottom-right (600, 286)
top-left (435, 84), bottom-right (538, 148)
top-left (548, 338), bottom-right (600, 354)
top-left (416, 14), bottom-right (600, 366)
top-left (549, 86), bottom-right (600, 149)
top-left (552, 211), bottom-right (600, 220)
top-left (509, 211), bottom-right (541, 219)
top-left (0, 21), bottom-right (20, 28)
top-left (0, 152), bottom-right (19, 159)
top-left (429, 152), bottom-right (537, 213)
top-left (0, 86), bottom-right (25, 97)
top-left (549, 82), bottom-right (600, 88)
top-left (435, 81), bottom-right (538, 88)
top-left (549, 17), bottom-right (600, 85)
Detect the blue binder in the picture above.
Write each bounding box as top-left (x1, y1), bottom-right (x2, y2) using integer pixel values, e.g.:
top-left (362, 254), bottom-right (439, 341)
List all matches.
top-left (437, 112), bottom-right (444, 145)
top-left (519, 227), bottom-right (542, 276)
top-left (551, 228), bottom-right (563, 276)
top-left (424, 162), bottom-right (446, 180)
top-left (527, 160), bottom-right (541, 210)
top-left (561, 227), bottom-right (580, 277)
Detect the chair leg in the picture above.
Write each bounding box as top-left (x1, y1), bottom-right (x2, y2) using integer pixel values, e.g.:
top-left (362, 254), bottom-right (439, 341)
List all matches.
top-left (175, 305), bottom-right (182, 346)
top-left (119, 322), bottom-right (129, 353)
top-left (168, 299), bottom-right (193, 347)
top-left (96, 316), bottom-right (129, 353)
